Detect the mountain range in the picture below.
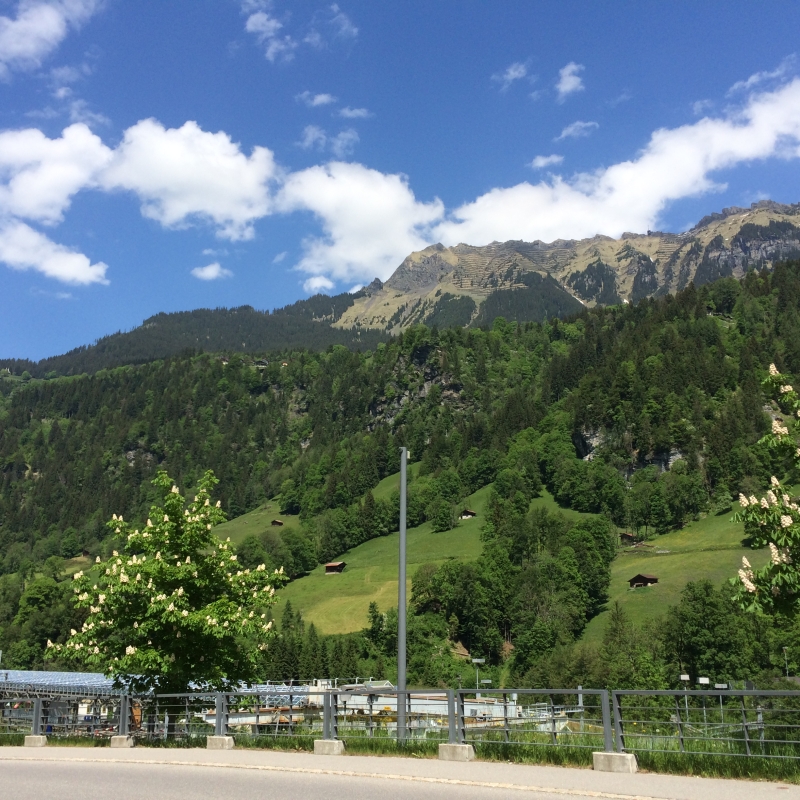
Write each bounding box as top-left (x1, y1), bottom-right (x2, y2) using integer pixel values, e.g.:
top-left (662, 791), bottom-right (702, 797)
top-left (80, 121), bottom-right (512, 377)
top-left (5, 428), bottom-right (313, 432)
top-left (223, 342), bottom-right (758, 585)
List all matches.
top-left (3, 199), bottom-right (800, 378)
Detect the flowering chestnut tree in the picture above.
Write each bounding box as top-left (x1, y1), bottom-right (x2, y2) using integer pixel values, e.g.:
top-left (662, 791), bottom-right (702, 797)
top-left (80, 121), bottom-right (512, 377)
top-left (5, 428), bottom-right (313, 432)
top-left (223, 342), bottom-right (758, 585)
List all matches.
top-left (734, 363), bottom-right (800, 614)
top-left (50, 470), bottom-right (286, 693)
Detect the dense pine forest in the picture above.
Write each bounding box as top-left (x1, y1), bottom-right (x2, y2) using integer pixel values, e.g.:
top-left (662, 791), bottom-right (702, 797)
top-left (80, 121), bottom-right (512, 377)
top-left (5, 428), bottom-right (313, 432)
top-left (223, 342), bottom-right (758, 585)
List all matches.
top-left (3, 263), bottom-right (800, 685)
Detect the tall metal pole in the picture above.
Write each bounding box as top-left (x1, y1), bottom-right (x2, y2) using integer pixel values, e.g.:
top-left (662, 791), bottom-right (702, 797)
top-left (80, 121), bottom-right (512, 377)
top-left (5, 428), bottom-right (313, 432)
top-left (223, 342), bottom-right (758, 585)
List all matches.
top-left (397, 446), bottom-right (407, 742)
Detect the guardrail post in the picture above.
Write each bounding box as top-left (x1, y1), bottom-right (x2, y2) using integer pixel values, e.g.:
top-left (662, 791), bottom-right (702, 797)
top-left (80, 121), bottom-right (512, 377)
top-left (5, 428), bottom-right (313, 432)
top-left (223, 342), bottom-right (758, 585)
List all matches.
top-left (118, 696), bottom-right (129, 735)
top-left (31, 698), bottom-right (42, 735)
top-left (600, 690), bottom-right (613, 753)
top-left (215, 693), bottom-right (224, 736)
top-left (612, 691), bottom-right (625, 753)
top-left (457, 690), bottom-right (466, 744)
top-left (447, 690), bottom-right (456, 744)
top-left (674, 696), bottom-right (685, 752)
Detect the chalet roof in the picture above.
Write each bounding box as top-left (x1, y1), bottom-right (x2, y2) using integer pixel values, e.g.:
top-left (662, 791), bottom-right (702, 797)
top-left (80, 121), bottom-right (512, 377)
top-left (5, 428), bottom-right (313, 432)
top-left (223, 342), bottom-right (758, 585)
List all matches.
top-left (325, 561), bottom-right (346, 567)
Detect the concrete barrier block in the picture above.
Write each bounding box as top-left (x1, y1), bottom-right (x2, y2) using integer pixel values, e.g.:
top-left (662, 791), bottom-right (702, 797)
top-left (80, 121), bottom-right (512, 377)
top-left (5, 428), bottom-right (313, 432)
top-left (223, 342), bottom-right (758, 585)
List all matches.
top-left (24, 735), bottom-right (48, 747)
top-left (314, 739), bottom-right (346, 755)
top-left (438, 743), bottom-right (475, 762)
top-left (593, 751), bottom-right (638, 773)
top-left (206, 735), bottom-right (235, 750)
top-left (110, 735), bottom-right (134, 748)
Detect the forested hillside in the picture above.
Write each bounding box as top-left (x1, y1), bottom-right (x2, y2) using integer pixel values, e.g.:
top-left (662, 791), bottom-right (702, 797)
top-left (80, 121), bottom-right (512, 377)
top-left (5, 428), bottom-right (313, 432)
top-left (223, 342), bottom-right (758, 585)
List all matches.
top-left (3, 263), bottom-right (800, 682)
top-left (0, 294), bottom-right (387, 379)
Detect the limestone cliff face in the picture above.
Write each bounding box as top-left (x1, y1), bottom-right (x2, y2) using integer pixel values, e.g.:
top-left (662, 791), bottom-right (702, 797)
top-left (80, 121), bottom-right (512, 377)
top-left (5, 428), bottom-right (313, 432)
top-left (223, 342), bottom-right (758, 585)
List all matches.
top-left (334, 200), bottom-right (800, 332)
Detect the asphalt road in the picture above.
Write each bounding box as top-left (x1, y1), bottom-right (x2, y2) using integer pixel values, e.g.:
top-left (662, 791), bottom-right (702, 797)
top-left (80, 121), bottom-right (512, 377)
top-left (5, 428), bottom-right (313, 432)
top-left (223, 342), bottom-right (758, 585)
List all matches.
top-left (2, 759), bottom-right (563, 800)
top-left (1, 750), bottom-right (797, 800)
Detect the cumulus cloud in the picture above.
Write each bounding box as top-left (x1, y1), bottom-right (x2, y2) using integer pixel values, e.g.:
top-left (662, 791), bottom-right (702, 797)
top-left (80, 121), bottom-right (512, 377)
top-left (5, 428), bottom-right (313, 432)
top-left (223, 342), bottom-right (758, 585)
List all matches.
top-left (530, 154), bottom-right (563, 169)
top-left (728, 55), bottom-right (796, 94)
top-left (492, 61), bottom-right (528, 91)
top-left (298, 125), bottom-right (358, 157)
top-left (0, 123), bottom-right (111, 223)
top-left (434, 78), bottom-right (800, 247)
top-left (298, 124), bottom-right (327, 150)
top-left (296, 90), bottom-right (337, 107)
top-left (303, 275), bottom-right (334, 293)
top-left (306, 3), bottom-right (357, 48)
top-left (100, 119), bottom-right (277, 240)
top-left (339, 106), bottom-right (372, 119)
top-left (0, 0), bottom-right (103, 78)
top-left (555, 120), bottom-right (598, 140)
top-left (0, 218), bottom-right (107, 283)
top-left (191, 262), bottom-right (232, 280)
top-left (330, 129), bottom-right (358, 158)
top-left (556, 62), bottom-right (585, 101)
top-left (244, 9), bottom-right (296, 62)
top-left (276, 162), bottom-right (443, 286)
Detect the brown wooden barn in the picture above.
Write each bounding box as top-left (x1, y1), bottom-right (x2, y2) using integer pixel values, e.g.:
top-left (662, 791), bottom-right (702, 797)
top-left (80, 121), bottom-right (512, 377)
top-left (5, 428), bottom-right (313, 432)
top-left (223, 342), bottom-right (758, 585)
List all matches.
top-left (628, 573), bottom-right (658, 588)
top-left (325, 561), bottom-right (346, 574)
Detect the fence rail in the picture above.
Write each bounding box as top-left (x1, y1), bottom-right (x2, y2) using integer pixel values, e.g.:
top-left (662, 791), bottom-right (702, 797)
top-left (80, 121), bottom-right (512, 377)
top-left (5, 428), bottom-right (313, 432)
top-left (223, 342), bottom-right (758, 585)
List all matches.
top-left (4, 683), bottom-right (800, 763)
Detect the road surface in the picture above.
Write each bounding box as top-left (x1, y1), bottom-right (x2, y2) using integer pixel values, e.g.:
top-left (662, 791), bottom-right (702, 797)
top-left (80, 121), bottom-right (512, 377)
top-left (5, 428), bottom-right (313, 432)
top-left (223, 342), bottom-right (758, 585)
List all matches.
top-left (0, 748), bottom-right (796, 800)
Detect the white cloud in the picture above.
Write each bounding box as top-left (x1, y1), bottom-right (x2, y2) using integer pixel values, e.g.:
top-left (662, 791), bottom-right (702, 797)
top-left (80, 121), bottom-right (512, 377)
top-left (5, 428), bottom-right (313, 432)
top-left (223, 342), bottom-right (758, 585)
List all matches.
top-left (692, 99), bottom-right (713, 116)
top-left (277, 161), bottom-right (443, 287)
top-left (306, 4), bottom-right (358, 47)
top-left (530, 154), bottom-right (563, 169)
top-left (303, 275), bottom-right (334, 293)
top-left (191, 262), bottom-right (232, 281)
top-left (556, 62), bottom-right (585, 101)
top-left (328, 4), bottom-right (357, 40)
top-left (434, 78), bottom-right (800, 247)
top-left (728, 55), bottom-right (796, 94)
top-left (298, 124), bottom-right (327, 150)
top-left (0, 122), bottom-right (112, 223)
top-left (245, 10), bottom-right (282, 40)
top-left (100, 119), bottom-right (277, 240)
top-left (0, 0), bottom-right (103, 78)
top-left (492, 61), bottom-right (527, 91)
top-left (339, 106), bottom-right (372, 119)
top-left (68, 98), bottom-right (109, 127)
top-left (296, 90), bottom-right (337, 107)
top-left (272, 250), bottom-right (287, 263)
top-left (298, 125), bottom-right (358, 158)
top-left (244, 9), bottom-right (296, 62)
top-left (555, 120), bottom-right (598, 140)
top-left (330, 129), bottom-right (358, 158)
top-left (0, 218), bottom-right (107, 284)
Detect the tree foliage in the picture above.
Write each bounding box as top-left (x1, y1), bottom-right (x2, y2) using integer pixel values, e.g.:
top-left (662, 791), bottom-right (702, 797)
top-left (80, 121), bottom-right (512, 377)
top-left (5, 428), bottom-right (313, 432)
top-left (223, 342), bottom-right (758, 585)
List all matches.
top-left (50, 471), bottom-right (286, 692)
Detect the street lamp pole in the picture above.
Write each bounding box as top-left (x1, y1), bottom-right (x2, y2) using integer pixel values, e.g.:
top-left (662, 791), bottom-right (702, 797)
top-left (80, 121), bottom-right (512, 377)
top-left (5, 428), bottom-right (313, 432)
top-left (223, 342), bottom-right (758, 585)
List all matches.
top-left (397, 447), bottom-right (408, 742)
top-left (472, 658), bottom-right (485, 692)
top-left (784, 647), bottom-right (790, 678)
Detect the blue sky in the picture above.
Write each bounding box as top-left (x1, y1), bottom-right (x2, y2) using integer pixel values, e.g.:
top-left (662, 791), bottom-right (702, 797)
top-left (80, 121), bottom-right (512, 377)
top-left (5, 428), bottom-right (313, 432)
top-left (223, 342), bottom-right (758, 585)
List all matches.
top-left (3, 0), bottom-right (800, 359)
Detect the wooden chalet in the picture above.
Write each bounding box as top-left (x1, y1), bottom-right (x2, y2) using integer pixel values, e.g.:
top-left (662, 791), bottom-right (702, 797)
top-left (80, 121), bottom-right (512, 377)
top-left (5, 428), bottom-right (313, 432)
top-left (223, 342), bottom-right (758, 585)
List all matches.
top-left (628, 573), bottom-right (658, 588)
top-left (271, 519), bottom-right (284, 526)
top-left (325, 561), bottom-right (346, 574)
top-left (460, 509), bottom-right (477, 519)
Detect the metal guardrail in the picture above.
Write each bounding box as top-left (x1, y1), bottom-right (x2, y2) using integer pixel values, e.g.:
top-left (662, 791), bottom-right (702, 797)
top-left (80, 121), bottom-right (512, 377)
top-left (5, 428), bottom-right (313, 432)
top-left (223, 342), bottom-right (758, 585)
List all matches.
top-left (455, 689), bottom-right (613, 754)
top-left (5, 683), bottom-right (800, 762)
top-left (612, 689), bottom-right (800, 760)
top-left (0, 695), bottom-right (128, 740)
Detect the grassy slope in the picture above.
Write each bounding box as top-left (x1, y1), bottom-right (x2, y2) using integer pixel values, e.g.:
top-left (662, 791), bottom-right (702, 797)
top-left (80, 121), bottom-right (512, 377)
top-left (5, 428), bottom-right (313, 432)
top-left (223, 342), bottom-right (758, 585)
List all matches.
top-left (581, 510), bottom-right (769, 644)
top-left (214, 469), bottom-right (768, 642)
top-left (277, 483), bottom-right (491, 634)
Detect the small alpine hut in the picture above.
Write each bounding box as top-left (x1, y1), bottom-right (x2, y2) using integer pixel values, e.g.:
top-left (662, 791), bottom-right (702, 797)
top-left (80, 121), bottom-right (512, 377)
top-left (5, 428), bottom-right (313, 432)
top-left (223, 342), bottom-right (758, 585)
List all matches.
top-left (460, 509), bottom-right (477, 520)
top-left (271, 519), bottom-right (284, 527)
top-left (325, 561), bottom-right (346, 575)
top-left (628, 573), bottom-right (658, 589)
